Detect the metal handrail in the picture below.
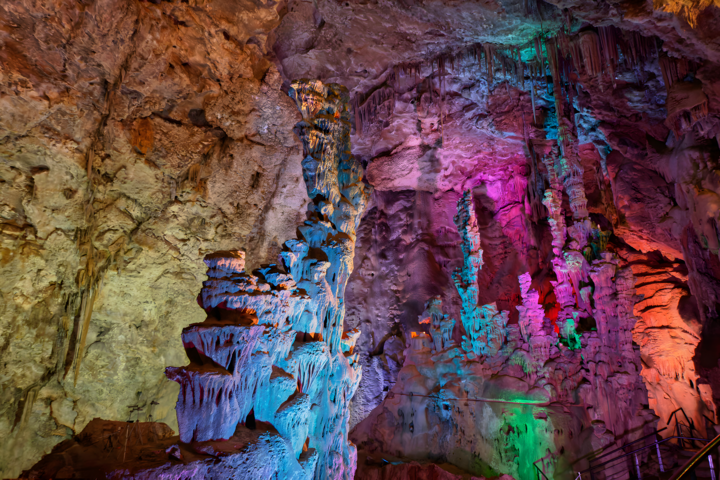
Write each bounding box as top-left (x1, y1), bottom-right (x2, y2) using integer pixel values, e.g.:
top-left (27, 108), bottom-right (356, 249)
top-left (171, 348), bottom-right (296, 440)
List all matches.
top-left (580, 435), bottom-right (711, 474)
top-left (589, 428), bottom-right (667, 463)
top-left (668, 431), bottom-right (720, 480)
top-left (536, 411), bottom-right (717, 479)
top-left (703, 413), bottom-right (719, 434)
top-left (668, 407), bottom-right (696, 435)
top-left (668, 407), bottom-right (702, 449)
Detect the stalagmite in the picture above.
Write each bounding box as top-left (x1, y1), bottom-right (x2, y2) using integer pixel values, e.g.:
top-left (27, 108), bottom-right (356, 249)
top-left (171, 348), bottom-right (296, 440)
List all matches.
top-left (541, 146), bottom-right (567, 255)
top-left (419, 296), bottom-right (456, 352)
top-left (588, 253), bottom-right (619, 345)
top-left (451, 191), bottom-right (511, 358)
top-left (517, 272), bottom-right (545, 341)
top-left (164, 80), bottom-right (371, 479)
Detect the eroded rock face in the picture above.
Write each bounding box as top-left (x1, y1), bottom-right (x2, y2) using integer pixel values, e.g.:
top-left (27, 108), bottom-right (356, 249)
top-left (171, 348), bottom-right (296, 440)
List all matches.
top-left (0, 2), bottom-right (307, 477)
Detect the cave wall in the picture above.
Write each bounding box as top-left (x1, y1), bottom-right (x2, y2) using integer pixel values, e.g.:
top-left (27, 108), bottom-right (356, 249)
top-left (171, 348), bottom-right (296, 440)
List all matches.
top-left (0, 1), bottom-right (308, 477)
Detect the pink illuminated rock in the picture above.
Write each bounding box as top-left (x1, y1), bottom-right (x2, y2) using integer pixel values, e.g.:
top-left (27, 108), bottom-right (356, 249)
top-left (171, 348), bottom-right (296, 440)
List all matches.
top-left (564, 248), bottom-right (591, 311)
top-left (517, 273), bottom-right (545, 341)
top-left (540, 152), bottom-right (567, 257)
top-left (589, 253), bottom-right (619, 344)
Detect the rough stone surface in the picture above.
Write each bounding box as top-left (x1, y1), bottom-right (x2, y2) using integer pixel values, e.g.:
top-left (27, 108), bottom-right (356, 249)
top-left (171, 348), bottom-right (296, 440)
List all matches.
top-left (0, 2), bottom-right (307, 477)
top-left (20, 418), bottom-right (312, 480)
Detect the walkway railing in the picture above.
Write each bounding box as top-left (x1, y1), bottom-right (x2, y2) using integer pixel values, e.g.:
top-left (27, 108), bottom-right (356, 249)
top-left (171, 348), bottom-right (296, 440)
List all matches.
top-left (668, 432), bottom-right (720, 480)
top-left (532, 410), bottom-right (718, 479)
top-left (582, 435), bottom-right (710, 478)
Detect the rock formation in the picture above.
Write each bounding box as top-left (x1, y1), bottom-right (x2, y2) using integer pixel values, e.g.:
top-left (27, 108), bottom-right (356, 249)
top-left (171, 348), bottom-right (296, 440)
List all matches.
top-left (21, 79), bottom-right (369, 479)
top-left (351, 187), bottom-right (654, 479)
top-left (165, 79), bottom-right (370, 479)
top-left (0, 2), bottom-right (309, 475)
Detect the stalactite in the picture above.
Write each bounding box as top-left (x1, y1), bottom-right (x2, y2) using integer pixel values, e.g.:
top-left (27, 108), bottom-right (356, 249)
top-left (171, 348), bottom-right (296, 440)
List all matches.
top-left (72, 276), bottom-right (103, 386)
top-left (569, 36), bottom-right (583, 75)
top-left (578, 30), bottom-right (603, 78)
top-left (530, 74), bottom-right (537, 124)
top-left (565, 9), bottom-right (573, 33)
top-left (534, 36), bottom-right (543, 66)
top-left (354, 96), bottom-right (362, 137)
top-left (353, 87), bottom-right (395, 137)
top-left (484, 44), bottom-right (494, 85)
top-left (567, 58), bottom-right (576, 129)
top-left (547, 38), bottom-right (564, 119)
top-left (522, 114), bottom-right (544, 223)
top-left (516, 47), bottom-right (524, 90)
top-left (501, 55), bottom-right (507, 85)
top-left (598, 26), bottom-right (620, 87)
top-left (659, 54), bottom-right (692, 91)
top-left (623, 30), bottom-right (656, 69)
top-left (557, 30), bottom-right (572, 60)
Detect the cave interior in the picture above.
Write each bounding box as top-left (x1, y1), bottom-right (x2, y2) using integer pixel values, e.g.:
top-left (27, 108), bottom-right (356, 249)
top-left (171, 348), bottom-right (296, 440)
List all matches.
top-left (2, 0), bottom-right (720, 479)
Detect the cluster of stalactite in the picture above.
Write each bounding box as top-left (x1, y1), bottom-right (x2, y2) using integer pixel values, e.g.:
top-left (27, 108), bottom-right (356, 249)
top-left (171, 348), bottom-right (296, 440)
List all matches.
top-left (353, 43), bottom-right (530, 137)
top-left (348, 18), bottom-right (720, 479)
top-left (353, 20), bottom-right (714, 143)
top-left (353, 87), bottom-right (395, 137)
top-left (543, 25), bottom-right (712, 139)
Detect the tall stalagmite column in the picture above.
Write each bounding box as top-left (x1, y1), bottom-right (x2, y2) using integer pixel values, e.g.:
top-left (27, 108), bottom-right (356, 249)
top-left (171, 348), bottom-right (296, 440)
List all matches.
top-left (166, 80), bottom-right (370, 480)
top-left (453, 190), bottom-right (509, 358)
top-left (287, 79), bottom-right (371, 480)
top-left (544, 41), bottom-right (592, 346)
